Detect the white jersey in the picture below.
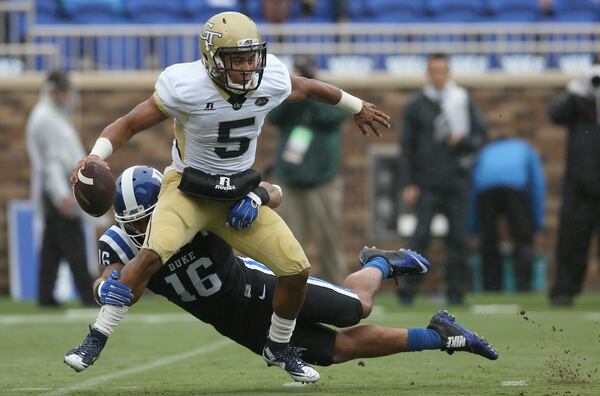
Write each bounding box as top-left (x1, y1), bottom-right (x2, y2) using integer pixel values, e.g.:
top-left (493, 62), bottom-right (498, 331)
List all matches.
top-left (154, 54), bottom-right (292, 175)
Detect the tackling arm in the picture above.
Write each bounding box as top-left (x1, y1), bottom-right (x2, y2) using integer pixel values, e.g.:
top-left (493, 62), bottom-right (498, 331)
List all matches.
top-left (92, 263), bottom-right (125, 305)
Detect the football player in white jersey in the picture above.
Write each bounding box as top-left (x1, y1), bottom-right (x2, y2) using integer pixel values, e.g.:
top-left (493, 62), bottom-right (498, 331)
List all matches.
top-left (71, 11), bottom-right (390, 383)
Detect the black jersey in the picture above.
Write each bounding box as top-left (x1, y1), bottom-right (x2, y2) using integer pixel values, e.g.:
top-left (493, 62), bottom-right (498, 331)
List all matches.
top-left (98, 226), bottom-right (253, 324)
top-left (98, 225), bottom-right (363, 366)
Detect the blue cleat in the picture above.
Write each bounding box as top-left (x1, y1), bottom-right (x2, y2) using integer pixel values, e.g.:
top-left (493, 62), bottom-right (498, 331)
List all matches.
top-left (359, 247), bottom-right (430, 277)
top-left (64, 325), bottom-right (108, 372)
top-left (262, 339), bottom-right (320, 383)
top-left (427, 310), bottom-right (498, 360)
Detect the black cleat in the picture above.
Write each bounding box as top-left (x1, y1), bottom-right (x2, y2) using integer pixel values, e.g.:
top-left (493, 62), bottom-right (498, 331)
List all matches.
top-left (427, 310), bottom-right (498, 360)
top-left (262, 339), bottom-right (320, 383)
top-left (64, 325), bottom-right (108, 372)
top-left (359, 247), bottom-right (430, 277)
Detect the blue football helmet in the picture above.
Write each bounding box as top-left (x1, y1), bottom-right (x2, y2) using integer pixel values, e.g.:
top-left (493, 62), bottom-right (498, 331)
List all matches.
top-left (114, 166), bottom-right (163, 248)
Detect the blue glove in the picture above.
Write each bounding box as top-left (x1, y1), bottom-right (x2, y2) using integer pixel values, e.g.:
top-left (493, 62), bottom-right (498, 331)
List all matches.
top-left (227, 192), bottom-right (262, 230)
top-left (99, 270), bottom-right (133, 307)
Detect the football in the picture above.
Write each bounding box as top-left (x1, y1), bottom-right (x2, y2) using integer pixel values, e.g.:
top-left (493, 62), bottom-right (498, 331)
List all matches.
top-left (73, 161), bottom-right (116, 217)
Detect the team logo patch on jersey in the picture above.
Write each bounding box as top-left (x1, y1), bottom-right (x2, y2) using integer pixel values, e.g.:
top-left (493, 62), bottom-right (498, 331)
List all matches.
top-left (215, 176), bottom-right (237, 191)
top-left (254, 97), bottom-right (269, 106)
top-left (232, 102), bottom-right (242, 110)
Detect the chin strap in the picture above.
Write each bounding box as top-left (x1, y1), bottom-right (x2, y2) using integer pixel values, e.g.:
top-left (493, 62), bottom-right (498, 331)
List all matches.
top-left (225, 73), bottom-right (258, 94)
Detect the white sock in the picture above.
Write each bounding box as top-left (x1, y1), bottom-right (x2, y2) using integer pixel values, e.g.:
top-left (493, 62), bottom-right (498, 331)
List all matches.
top-left (268, 313), bottom-right (296, 344)
top-left (93, 305), bottom-right (129, 336)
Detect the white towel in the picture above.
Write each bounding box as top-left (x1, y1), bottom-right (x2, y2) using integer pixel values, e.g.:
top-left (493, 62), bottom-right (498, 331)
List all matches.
top-left (567, 64), bottom-right (600, 98)
top-left (424, 81), bottom-right (470, 141)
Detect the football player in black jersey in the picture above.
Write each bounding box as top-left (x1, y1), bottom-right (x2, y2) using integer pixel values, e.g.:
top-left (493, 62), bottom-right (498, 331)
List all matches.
top-left (64, 166), bottom-right (498, 376)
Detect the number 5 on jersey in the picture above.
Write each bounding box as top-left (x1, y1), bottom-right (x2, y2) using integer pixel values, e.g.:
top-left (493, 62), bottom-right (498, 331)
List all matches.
top-left (215, 117), bottom-right (255, 158)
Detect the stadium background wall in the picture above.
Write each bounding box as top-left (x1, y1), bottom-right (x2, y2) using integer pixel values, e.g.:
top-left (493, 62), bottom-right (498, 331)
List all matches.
top-left (1, 73), bottom-right (598, 295)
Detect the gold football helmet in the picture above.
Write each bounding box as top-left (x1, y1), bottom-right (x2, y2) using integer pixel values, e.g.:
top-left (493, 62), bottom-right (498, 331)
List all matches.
top-left (200, 12), bottom-right (267, 94)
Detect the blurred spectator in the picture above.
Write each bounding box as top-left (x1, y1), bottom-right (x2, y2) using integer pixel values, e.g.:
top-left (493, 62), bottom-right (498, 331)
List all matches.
top-left (471, 136), bottom-right (546, 292)
top-left (26, 71), bottom-right (95, 308)
top-left (262, 0), bottom-right (291, 23)
top-left (398, 53), bottom-right (487, 305)
top-left (299, 0), bottom-right (316, 18)
top-left (539, 0), bottom-right (553, 16)
top-left (548, 65), bottom-right (600, 306)
top-left (333, 0), bottom-right (349, 22)
top-left (268, 55), bottom-right (348, 284)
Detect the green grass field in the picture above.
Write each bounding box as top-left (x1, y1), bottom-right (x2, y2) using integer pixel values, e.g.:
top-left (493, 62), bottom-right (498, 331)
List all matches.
top-left (1, 292), bottom-right (599, 395)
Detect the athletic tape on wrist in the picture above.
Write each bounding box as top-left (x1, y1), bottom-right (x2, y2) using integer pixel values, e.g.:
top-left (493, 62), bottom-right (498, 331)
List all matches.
top-left (90, 137), bottom-right (113, 160)
top-left (336, 90), bottom-right (363, 114)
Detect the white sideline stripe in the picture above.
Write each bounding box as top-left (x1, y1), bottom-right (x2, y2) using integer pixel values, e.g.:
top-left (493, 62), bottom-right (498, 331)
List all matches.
top-left (584, 312), bottom-right (600, 321)
top-left (46, 339), bottom-right (232, 396)
top-left (0, 312), bottom-right (195, 325)
top-left (471, 304), bottom-right (521, 315)
top-left (9, 388), bottom-right (52, 392)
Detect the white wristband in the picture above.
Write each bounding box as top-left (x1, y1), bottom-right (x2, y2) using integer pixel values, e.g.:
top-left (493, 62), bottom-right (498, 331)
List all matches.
top-left (90, 137), bottom-right (113, 160)
top-left (247, 191), bottom-right (262, 206)
top-left (336, 90), bottom-right (363, 114)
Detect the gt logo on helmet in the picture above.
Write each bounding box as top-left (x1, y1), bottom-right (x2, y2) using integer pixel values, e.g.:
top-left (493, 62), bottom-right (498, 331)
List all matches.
top-left (201, 23), bottom-right (223, 47)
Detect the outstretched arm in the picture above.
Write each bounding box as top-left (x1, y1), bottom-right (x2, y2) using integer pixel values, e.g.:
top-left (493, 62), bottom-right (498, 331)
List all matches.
top-left (70, 96), bottom-right (168, 186)
top-left (286, 75), bottom-right (391, 137)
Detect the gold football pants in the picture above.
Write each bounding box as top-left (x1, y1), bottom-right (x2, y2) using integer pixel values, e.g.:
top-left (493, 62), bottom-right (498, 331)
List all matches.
top-left (144, 170), bottom-right (310, 276)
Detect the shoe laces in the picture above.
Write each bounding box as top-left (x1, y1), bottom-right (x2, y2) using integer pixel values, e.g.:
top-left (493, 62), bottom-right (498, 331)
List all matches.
top-left (77, 326), bottom-right (105, 357)
top-left (280, 347), bottom-right (308, 371)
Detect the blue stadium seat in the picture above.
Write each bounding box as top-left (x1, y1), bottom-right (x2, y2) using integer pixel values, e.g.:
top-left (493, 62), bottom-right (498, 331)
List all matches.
top-left (427, 0), bottom-right (486, 22)
top-left (63, 0), bottom-right (122, 24)
top-left (124, 0), bottom-right (187, 23)
top-left (354, 0), bottom-right (427, 23)
top-left (240, 0), bottom-right (262, 21)
top-left (347, 0), bottom-right (367, 20)
top-left (184, 0), bottom-right (241, 24)
top-left (312, 0), bottom-right (337, 21)
top-left (549, 0), bottom-right (600, 22)
top-left (93, 36), bottom-right (142, 70)
top-left (34, 35), bottom-right (82, 71)
top-left (486, 0), bottom-right (542, 22)
top-left (36, 0), bottom-right (65, 24)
